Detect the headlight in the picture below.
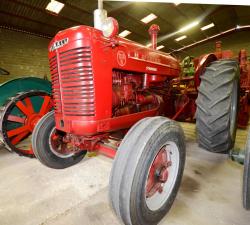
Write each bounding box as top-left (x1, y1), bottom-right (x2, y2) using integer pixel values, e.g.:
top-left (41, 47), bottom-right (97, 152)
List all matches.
top-left (102, 17), bottom-right (119, 38)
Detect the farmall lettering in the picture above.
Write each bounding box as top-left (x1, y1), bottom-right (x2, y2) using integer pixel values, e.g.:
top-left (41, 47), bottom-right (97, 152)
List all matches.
top-left (50, 38), bottom-right (69, 52)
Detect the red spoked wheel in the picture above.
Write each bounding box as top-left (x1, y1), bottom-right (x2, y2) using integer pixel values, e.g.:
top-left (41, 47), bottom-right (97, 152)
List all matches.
top-left (0, 91), bottom-right (53, 157)
top-left (109, 117), bottom-right (185, 225)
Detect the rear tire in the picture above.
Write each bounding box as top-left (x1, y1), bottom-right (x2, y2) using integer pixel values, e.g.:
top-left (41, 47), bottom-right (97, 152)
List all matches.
top-left (196, 59), bottom-right (239, 153)
top-left (32, 111), bottom-right (86, 169)
top-left (109, 117), bottom-right (186, 225)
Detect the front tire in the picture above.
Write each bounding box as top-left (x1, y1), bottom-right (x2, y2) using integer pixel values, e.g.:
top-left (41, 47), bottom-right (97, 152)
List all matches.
top-left (32, 111), bottom-right (86, 169)
top-left (109, 117), bottom-right (186, 225)
top-left (196, 59), bottom-right (239, 153)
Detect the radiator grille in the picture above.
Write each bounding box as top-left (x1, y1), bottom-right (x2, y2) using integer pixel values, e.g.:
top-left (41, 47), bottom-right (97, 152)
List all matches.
top-left (49, 46), bottom-right (95, 116)
top-left (49, 55), bottom-right (62, 114)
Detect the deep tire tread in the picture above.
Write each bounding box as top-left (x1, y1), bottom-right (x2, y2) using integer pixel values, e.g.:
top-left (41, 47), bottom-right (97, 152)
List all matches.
top-left (196, 59), bottom-right (239, 153)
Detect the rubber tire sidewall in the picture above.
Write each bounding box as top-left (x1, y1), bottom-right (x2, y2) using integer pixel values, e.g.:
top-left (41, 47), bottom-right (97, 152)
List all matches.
top-left (130, 125), bottom-right (185, 225)
top-left (110, 117), bottom-right (186, 225)
top-left (230, 78), bottom-right (240, 150)
top-left (32, 111), bottom-right (85, 169)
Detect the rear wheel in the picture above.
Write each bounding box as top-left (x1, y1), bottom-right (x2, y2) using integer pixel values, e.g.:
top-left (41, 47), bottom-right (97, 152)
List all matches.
top-left (196, 59), bottom-right (239, 153)
top-left (32, 111), bottom-right (86, 169)
top-left (109, 117), bottom-right (186, 225)
top-left (0, 91), bottom-right (52, 157)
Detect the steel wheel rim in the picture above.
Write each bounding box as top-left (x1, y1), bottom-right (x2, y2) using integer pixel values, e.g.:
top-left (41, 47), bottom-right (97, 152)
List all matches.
top-left (49, 127), bottom-right (75, 158)
top-left (1, 91), bottom-right (52, 156)
top-left (145, 141), bottom-right (180, 211)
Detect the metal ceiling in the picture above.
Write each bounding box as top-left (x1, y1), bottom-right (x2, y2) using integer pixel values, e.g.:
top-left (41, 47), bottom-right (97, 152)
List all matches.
top-left (0, 0), bottom-right (250, 53)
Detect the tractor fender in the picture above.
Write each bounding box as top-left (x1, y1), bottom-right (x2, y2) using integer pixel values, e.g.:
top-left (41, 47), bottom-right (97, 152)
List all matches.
top-left (194, 53), bottom-right (217, 90)
top-left (0, 77), bottom-right (51, 107)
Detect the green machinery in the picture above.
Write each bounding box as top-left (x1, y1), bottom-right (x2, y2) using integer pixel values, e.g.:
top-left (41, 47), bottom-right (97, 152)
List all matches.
top-left (180, 56), bottom-right (195, 77)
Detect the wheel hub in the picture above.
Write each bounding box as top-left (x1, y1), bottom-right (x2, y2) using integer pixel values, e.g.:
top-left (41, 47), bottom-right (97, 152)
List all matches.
top-left (25, 114), bottom-right (42, 131)
top-left (49, 128), bottom-right (77, 158)
top-left (146, 148), bottom-right (172, 198)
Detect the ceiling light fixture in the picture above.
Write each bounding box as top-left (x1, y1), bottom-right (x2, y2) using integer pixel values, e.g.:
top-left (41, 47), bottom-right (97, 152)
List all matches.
top-left (201, 23), bottom-right (215, 31)
top-left (46, 0), bottom-right (65, 14)
top-left (157, 45), bottom-right (165, 50)
top-left (119, 30), bottom-right (131, 37)
top-left (141, 13), bottom-right (157, 24)
top-left (175, 35), bottom-right (187, 41)
top-left (178, 21), bottom-right (199, 33)
top-left (174, 1), bottom-right (181, 5)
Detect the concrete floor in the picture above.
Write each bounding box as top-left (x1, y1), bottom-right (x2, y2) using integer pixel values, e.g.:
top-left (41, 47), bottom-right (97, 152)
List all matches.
top-left (0, 122), bottom-right (250, 225)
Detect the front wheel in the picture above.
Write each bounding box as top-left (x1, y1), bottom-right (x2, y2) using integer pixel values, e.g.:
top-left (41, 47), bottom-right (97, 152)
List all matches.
top-left (109, 117), bottom-right (186, 225)
top-left (32, 111), bottom-right (86, 169)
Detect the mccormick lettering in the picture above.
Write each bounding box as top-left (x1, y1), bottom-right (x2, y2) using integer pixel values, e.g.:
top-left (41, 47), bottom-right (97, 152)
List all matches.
top-left (50, 38), bottom-right (69, 52)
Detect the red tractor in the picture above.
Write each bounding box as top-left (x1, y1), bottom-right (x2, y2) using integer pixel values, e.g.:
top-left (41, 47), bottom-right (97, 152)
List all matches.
top-left (31, 4), bottom-right (244, 224)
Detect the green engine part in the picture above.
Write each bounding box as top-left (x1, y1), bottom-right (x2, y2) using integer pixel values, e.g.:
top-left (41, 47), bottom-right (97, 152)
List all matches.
top-left (181, 56), bottom-right (195, 77)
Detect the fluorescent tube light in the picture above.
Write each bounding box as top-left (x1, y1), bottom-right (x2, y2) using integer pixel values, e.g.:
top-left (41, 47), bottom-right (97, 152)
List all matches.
top-left (201, 23), bottom-right (215, 31)
top-left (46, 0), bottom-right (65, 14)
top-left (157, 45), bottom-right (165, 50)
top-left (175, 35), bottom-right (187, 41)
top-left (174, 1), bottom-right (181, 5)
top-left (119, 30), bottom-right (131, 37)
top-left (141, 13), bottom-right (157, 24)
top-left (178, 21), bottom-right (199, 33)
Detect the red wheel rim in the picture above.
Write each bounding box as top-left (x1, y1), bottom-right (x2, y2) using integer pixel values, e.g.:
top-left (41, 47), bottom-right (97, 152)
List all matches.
top-left (145, 142), bottom-right (180, 211)
top-left (49, 127), bottom-right (82, 158)
top-left (146, 147), bottom-right (171, 198)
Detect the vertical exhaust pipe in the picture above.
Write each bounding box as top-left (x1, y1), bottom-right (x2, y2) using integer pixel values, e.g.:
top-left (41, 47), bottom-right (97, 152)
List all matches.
top-left (149, 24), bottom-right (160, 50)
top-left (215, 41), bottom-right (222, 59)
top-left (98, 0), bottom-right (103, 9)
top-left (94, 0), bottom-right (107, 30)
